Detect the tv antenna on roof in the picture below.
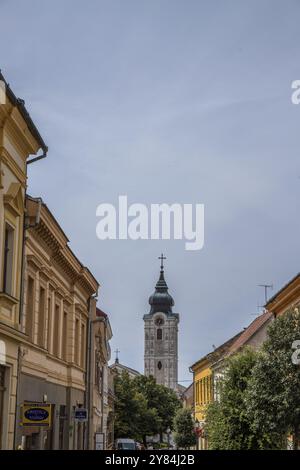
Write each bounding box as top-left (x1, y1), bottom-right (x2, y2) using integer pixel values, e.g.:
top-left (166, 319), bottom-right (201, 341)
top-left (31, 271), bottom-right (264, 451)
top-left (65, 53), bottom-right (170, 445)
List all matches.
top-left (258, 284), bottom-right (273, 304)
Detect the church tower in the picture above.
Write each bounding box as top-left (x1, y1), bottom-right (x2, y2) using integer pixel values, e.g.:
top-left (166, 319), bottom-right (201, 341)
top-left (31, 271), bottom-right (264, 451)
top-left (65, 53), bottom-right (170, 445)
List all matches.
top-left (144, 254), bottom-right (179, 391)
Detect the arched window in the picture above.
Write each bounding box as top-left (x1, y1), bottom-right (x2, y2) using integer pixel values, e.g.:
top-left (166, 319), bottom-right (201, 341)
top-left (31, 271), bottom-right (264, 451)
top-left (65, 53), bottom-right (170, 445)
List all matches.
top-left (157, 328), bottom-right (162, 340)
top-left (157, 361), bottom-right (162, 370)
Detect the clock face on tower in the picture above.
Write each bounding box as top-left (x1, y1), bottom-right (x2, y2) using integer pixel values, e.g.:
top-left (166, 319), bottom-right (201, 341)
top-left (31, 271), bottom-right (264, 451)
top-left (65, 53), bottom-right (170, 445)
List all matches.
top-left (155, 317), bottom-right (164, 326)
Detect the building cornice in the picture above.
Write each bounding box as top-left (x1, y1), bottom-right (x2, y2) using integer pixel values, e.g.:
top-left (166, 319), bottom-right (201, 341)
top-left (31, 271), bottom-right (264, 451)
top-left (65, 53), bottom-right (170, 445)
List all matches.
top-left (265, 273), bottom-right (300, 315)
top-left (0, 149), bottom-right (27, 185)
top-left (26, 196), bottom-right (99, 296)
top-left (0, 71), bottom-right (48, 155)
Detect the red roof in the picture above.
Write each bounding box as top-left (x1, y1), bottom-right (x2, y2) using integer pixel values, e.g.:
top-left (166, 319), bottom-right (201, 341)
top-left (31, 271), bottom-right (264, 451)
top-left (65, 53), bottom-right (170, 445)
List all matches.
top-left (190, 330), bottom-right (243, 370)
top-left (227, 310), bottom-right (273, 355)
top-left (96, 308), bottom-right (108, 318)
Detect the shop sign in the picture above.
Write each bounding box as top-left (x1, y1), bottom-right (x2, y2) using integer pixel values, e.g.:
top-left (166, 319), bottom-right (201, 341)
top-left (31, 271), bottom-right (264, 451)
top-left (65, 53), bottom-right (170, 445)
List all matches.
top-left (95, 432), bottom-right (104, 450)
top-left (21, 403), bottom-right (52, 427)
top-left (74, 408), bottom-right (88, 422)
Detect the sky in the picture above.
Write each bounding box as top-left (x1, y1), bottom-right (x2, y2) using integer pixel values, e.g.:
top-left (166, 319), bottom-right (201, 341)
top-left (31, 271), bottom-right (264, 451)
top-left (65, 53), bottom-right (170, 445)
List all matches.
top-left (1, 0), bottom-right (300, 384)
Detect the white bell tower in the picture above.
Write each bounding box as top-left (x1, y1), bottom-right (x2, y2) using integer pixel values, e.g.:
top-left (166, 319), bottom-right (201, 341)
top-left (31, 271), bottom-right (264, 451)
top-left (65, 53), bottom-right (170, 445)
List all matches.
top-left (143, 254), bottom-right (179, 391)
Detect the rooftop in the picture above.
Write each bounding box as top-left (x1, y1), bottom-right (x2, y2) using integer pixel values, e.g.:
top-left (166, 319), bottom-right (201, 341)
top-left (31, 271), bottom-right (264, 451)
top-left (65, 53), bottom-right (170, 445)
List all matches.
top-left (0, 70), bottom-right (48, 154)
top-left (226, 310), bottom-right (273, 356)
top-left (190, 330), bottom-right (243, 371)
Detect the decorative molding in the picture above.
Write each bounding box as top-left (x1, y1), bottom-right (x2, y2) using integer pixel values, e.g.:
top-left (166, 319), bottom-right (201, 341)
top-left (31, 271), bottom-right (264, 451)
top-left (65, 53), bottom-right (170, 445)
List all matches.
top-left (0, 159), bottom-right (4, 189)
top-left (3, 182), bottom-right (24, 217)
top-left (0, 146), bottom-right (27, 186)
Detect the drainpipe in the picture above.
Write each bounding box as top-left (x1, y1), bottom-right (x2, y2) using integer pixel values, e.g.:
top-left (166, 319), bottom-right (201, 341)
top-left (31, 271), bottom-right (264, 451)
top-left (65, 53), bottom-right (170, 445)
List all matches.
top-left (19, 195), bottom-right (42, 325)
top-left (85, 294), bottom-right (97, 450)
top-left (188, 366), bottom-right (198, 450)
top-left (19, 152), bottom-right (46, 326)
top-left (14, 150), bottom-right (46, 450)
top-left (13, 346), bottom-right (23, 449)
top-left (26, 151), bottom-right (48, 166)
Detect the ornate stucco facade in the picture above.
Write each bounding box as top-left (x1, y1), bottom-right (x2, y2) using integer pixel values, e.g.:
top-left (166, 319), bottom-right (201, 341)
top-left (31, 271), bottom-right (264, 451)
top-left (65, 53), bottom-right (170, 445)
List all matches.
top-left (14, 196), bottom-right (99, 449)
top-left (88, 308), bottom-right (114, 450)
top-left (144, 256), bottom-right (179, 391)
top-left (0, 73), bottom-right (47, 449)
top-left (0, 73), bottom-right (114, 450)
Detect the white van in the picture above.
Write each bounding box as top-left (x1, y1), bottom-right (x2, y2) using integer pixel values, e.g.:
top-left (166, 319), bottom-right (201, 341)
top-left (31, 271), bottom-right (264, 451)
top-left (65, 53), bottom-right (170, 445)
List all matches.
top-left (115, 438), bottom-right (136, 450)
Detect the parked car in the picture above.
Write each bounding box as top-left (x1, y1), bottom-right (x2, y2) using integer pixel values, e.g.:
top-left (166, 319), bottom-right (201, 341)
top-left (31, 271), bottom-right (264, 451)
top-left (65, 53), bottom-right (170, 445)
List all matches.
top-left (115, 438), bottom-right (137, 450)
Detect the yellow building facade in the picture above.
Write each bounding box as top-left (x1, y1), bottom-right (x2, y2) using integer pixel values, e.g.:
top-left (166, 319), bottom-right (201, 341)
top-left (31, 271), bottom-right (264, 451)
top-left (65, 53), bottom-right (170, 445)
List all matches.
top-left (191, 356), bottom-right (213, 450)
top-left (1, 73), bottom-right (114, 450)
top-left (0, 73), bottom-right (47, 449)
top-left (15, 196), bottom-right (99, 449)
top-left (190, 334), bottom-right (241, 450)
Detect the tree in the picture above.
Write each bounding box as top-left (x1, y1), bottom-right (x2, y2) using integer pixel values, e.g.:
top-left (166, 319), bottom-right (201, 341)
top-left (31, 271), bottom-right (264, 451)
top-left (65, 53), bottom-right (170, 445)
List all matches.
top-left (205, 347), bottom-right (260, 449)
top-left (114, 372), bottom-right (161, 443)
top-left (246, 310), bottom-right (300, 449)
top-left (114, 372), bottom-right (181, 445)
top-left (133, 375), bottom-right (181, 440)
top-left (205, 401), bottom-right (229, 450)
top-left (173, 408), bottom-right (197, 449)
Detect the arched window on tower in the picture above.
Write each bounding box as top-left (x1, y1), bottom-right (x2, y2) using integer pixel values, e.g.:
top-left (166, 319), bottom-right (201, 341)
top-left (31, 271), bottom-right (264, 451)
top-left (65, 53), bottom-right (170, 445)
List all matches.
top-left (157, 361), bottom-right (162, 370)
top-left (157, 328), bottom-right (162, 340)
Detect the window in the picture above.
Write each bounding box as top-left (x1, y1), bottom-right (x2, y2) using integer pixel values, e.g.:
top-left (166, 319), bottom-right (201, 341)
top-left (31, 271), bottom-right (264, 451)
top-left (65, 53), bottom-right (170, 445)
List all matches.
top-left (37, 287), bottom-right (46, 347)
top-left (207, 377), bottom-right (210, 402)
top-left (95, 351), bottom-right (99, 388)
top-left (95, 358), bottom-right (103, 392)
top-left (75, 319), bottom-right (79, 365)
top-left (3, 224), bottom-right (14, 295)
top-left (157, 361), bottom-right (162, 370)
top-left (215, 375), bottom-right (222, 401)
top-left (157, 328), bottom-right (162, 340)
top-left (200, 379), bottom-right (204, 405)
top-left (0, 340), bottom-right (5, 365)
top-left (208, 376), bottom-right (212, 403)
top-left (53, 305), bottom-right (60, 357)
top-left (47, 296), bottom-right (52, 351)
top-left (62, 311), bottom-right (68, 361)
top-left (25, 277), bottom-right (34, 340)
top-left (0, 366), bottom-right (6, 449)
top-left (81, 323), bottom-right (85, 368)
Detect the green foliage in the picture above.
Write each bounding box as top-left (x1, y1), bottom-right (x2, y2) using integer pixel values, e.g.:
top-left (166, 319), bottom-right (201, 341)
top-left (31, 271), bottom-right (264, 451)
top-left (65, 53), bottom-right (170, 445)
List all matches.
top-left (173, 407), bottom-right (197, 449)
top-left (134, 375), bottom-right (181, 435)
top-left (205, 401), bottom-right (229, 450)
top-left (246, 310), bottom-right (300, 449)
top-left (206, 311), bottom-right (300, 450)
top-left (114, 372), bottom-right (181, 444)
top-left (205, 347), bottom-right (261, 449)
top-left (114, 372), bottom-right (156, 440)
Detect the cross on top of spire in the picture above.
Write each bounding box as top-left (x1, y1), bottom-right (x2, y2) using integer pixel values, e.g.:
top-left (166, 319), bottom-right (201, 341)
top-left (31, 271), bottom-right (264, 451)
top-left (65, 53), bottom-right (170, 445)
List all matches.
top-left (115, 348), bottom-right (120, 364)
top-left (148, 253), bottom-right (174, 314)
top-left (158, 253), bottom-right (166, 271)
